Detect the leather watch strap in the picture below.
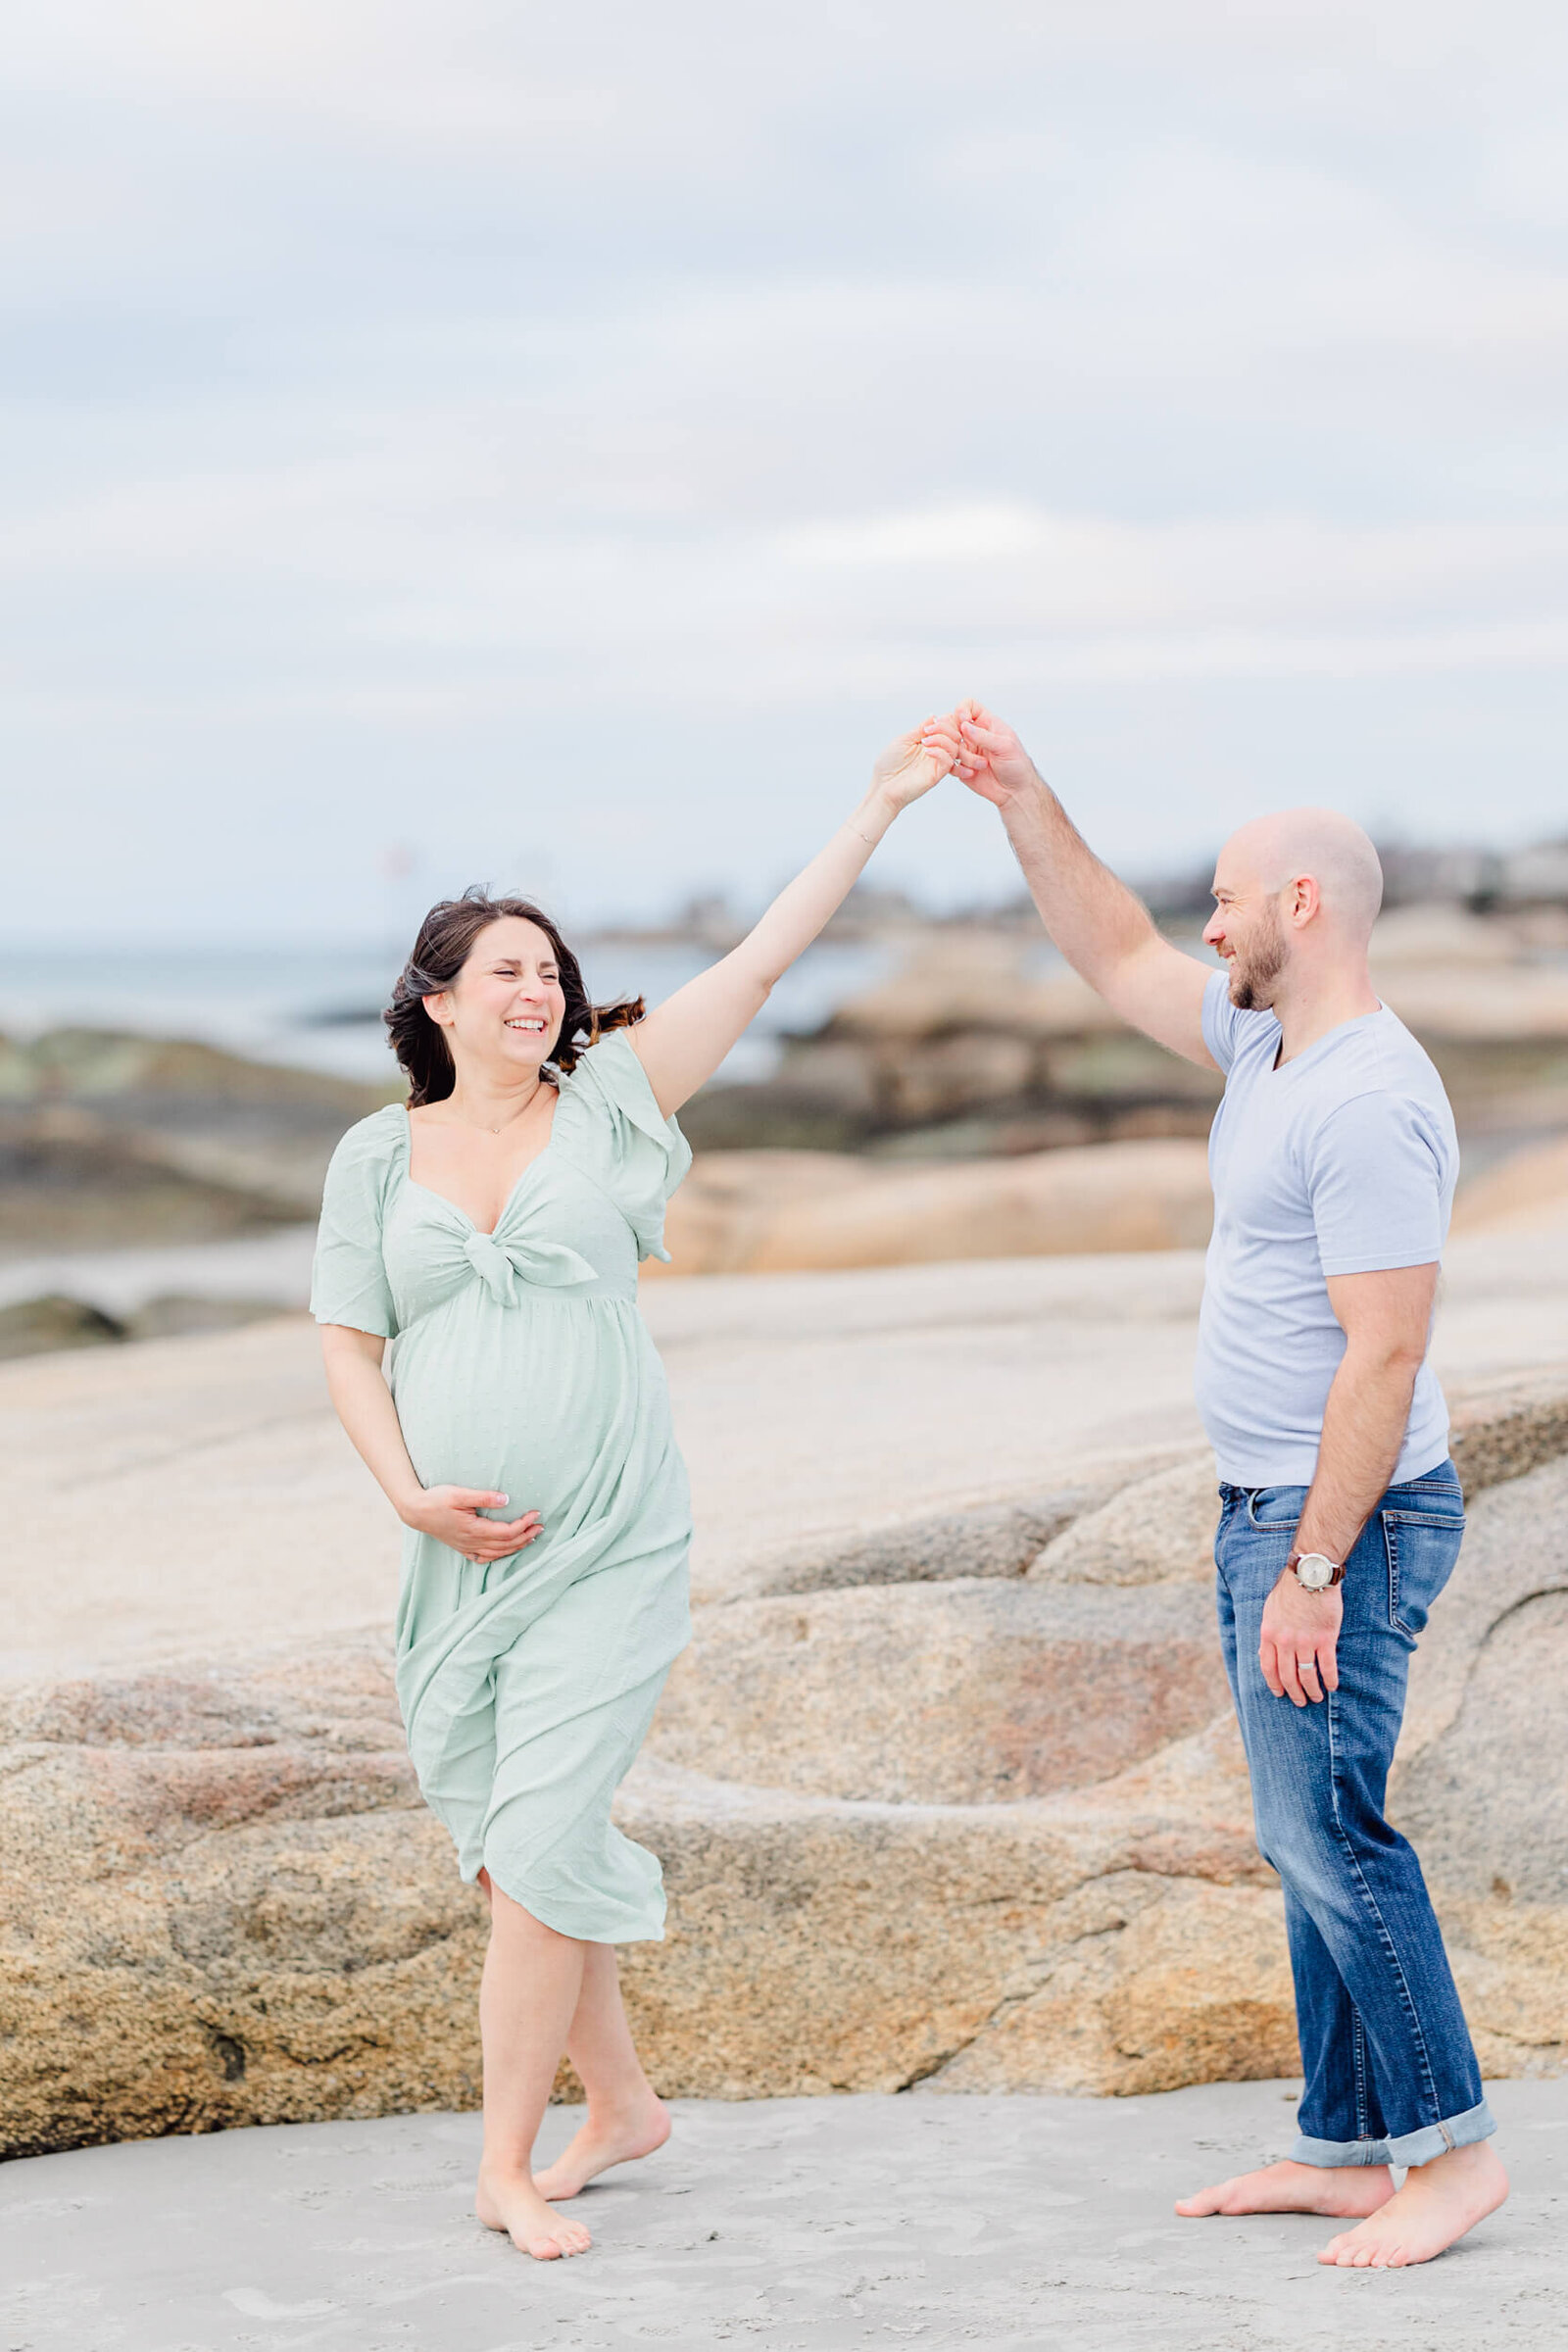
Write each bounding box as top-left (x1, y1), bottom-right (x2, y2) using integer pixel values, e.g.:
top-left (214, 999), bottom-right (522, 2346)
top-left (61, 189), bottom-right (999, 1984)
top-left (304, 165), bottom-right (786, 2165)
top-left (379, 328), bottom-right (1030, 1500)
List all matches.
top-left (1287, 1549), bottom-right (1346, 1586)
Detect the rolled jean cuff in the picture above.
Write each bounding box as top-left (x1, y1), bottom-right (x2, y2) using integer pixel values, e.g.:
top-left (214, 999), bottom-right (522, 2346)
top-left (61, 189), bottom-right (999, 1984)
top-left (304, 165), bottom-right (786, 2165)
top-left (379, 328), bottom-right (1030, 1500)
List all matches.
top-left (1290, 2096), bottom-right (1496, 2172)
top-left (1388, 2097), bottom-right (1497, 2170)
top-left (1290, 2132), bottom-right (1392, 2168)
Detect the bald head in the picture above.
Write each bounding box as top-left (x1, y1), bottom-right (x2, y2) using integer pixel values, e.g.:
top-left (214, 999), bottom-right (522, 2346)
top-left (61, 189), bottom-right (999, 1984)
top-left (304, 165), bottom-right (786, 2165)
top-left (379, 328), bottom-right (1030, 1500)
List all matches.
top-left (1218, 807), bottom-right (1384, 948)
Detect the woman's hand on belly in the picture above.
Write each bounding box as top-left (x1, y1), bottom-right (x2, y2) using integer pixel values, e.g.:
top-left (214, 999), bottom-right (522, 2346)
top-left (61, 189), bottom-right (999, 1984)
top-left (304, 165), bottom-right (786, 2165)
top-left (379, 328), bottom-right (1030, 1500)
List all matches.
top-left (400, 1485), bottom-right (543, 1564)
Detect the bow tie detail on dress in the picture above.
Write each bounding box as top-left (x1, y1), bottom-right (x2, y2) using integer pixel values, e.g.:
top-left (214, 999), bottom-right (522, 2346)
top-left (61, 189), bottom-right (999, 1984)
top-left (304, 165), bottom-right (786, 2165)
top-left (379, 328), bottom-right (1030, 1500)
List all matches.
top-left (462, 1229), bottom-right (596, 1304)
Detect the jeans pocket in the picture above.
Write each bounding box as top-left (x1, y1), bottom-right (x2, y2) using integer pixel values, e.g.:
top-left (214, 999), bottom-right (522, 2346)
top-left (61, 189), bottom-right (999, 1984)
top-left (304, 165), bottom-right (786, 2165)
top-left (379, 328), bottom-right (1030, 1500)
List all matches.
top-left (1245, 1485), bottom-right (1310, 1533)
top-left (1381, 1507), bottom-right (1466, 1642)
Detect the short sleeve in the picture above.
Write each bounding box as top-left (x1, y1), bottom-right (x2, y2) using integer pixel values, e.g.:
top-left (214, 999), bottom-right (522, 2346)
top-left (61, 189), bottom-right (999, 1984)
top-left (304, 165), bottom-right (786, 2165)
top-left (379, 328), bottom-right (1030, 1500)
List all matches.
top-left (1201, 970), bottom-right (1247, 1072)
top-left (551, 1031), bottom-right (693, 1263)
top-left (1305, 1092), bottom-right (1447, 1278)
top-left (310, 1108), bottom-right (404, 1336)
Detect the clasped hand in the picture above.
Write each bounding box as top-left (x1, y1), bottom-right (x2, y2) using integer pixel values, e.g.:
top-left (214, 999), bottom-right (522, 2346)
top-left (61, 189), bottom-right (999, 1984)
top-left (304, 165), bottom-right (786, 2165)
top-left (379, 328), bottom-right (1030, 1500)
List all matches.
top-left (873, 700), bottom-right (1042, 812)
top-left (401, 1485), bottom-right (542, 1565)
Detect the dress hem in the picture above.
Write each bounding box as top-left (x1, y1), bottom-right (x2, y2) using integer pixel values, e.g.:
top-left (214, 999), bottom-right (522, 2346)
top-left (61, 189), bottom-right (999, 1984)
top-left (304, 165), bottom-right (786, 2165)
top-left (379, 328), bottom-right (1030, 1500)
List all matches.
top-left (463, 1860), bottom-right (668, 1948)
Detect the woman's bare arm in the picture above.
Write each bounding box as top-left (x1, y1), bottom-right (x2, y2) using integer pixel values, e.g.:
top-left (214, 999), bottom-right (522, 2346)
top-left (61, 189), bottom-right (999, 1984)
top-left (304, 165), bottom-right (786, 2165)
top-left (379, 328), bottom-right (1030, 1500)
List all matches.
top-left (318, 1322), bottom-right (541, 1563)
top-left (629, 715), bottom-right (959, 1116)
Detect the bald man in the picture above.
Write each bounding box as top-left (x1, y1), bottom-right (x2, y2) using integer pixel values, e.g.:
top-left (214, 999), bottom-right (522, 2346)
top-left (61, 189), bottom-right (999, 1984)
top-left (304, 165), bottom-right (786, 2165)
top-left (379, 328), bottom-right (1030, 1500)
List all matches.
top-left (954, 704), bottom-right (1507, 2271)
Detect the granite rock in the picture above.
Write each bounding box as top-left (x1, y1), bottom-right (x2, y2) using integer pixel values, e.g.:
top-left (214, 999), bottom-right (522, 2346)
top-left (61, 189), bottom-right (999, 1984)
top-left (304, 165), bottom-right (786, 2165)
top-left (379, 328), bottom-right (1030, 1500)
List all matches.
top-left (1392, 1454), bottom-right (1568, 2077)
top-left (1451, 1136), bottom-right (1568, 1235)
top-left (647, 1580), bottom-right (1234, 1804)
top-left (1030, 1454), bottom-right (1219, 1587)
top-left (0, 1645), bottom-right (486, 2159)
top-left (1447, 1368), bottom-right (1568, 1494)
top-left (657, 1140), bottom-right (1215, 1275)
top-left (915, 1875), bottom-right (1298, 2097)
top-left (1, 1376), bottom-right (1564, 2155)
top-left (745, 1482), bottom-right (1129, 1596)
top-left (1026, 1369), bottom-right (1568, 1592)
top-left (0, 1293), bottom-right (124, 1360)
top-left (614, 1749), bottom-right (1291, 2100)
top-left (656, 1151), bottom-right (876, 1277)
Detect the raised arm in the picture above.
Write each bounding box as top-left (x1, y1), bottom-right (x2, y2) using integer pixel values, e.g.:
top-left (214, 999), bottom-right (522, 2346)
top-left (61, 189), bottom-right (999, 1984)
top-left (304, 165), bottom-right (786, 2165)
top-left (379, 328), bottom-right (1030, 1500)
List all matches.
top-left (954, 702), bottom-right (1216, 1070)
top-left (629, 715), bottom-right (958, 1115)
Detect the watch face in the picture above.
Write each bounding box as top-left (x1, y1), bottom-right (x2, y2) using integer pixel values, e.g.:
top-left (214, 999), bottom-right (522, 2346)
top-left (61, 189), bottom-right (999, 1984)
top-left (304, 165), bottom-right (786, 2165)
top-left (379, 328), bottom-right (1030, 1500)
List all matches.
top-left (1296, 1554), bottom-right (1333, 1590)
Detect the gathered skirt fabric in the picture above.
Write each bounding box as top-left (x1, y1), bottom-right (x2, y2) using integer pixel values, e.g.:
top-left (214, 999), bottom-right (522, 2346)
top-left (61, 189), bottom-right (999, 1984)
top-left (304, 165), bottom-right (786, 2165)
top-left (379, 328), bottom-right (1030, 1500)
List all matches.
top-left (391, 1287), bottom-right (691, 1940)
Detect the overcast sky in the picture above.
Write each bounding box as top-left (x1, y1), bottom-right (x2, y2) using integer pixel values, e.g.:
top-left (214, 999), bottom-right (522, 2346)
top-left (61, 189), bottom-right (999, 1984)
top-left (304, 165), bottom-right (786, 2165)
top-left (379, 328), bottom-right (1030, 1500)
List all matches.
top-left (7, 1), bottom-right (1568, 942)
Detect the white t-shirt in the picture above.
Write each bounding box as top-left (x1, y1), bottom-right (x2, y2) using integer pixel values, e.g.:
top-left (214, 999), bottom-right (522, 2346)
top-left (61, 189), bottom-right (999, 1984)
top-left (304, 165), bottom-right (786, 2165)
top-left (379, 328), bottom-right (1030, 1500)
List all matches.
top-left (1194, 971), bottom-right (1456, 1488)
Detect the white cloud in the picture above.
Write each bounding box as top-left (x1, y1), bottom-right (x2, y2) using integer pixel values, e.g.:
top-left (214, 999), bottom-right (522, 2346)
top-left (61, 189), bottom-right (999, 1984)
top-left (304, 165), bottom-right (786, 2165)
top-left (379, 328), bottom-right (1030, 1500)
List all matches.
top-left (780, 507), bottom-right (1051, 566)
top-left (5, 1), bottom-right (1568, 933)
top-left (10, 466), bottom-right (1568, 723)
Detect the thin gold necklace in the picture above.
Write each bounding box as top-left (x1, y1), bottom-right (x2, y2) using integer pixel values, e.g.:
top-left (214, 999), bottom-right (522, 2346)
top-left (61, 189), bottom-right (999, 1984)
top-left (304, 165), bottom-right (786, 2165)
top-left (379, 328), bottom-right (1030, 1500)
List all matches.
top-left (452, 1076), bottom-right (547, 1136)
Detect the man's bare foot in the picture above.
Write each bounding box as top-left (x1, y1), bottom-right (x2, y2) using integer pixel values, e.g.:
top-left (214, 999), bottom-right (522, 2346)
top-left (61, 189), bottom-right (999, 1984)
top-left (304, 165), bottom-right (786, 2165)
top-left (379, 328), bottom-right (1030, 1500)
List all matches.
top-left (1318, 2139), bottom-right (1508, 2268)
top-left (1176, 2158), bottom-right (1394, 2220)
top-left (475, 2165), bottom-right (592, 2259)
top-left (532, 2093), bottom-right (672, 2202)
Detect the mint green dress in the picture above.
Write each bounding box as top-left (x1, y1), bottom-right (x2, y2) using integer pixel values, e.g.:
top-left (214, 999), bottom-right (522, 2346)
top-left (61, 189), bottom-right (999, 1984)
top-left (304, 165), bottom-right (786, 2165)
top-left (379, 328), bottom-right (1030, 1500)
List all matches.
top-left (310, 1034), bottom-right (693, 1943)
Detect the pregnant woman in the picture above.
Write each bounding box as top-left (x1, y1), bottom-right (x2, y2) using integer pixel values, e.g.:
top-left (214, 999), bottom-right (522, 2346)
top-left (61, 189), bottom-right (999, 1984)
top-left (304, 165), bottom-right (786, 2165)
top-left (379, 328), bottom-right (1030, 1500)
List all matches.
top-left (313, 716), bottom-right (957, 2261)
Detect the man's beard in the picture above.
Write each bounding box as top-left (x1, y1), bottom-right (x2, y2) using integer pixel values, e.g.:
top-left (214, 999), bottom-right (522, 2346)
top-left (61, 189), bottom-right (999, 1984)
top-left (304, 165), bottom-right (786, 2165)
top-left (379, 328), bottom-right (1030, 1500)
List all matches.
top-left (1229, 909), bottom-right (1288, 1010)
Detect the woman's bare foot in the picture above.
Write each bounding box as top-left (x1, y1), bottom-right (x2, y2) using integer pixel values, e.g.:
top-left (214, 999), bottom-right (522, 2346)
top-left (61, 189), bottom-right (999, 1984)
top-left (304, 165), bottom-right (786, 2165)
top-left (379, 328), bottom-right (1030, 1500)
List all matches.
top-left (475, 2165), bottom-right (592, 2259)
top-left (1176, 2158), bottom-right (1395, 2219)
top-left (1318, 2140), bottom-right (1508, 2268)
top-left (532, 2093), bottom-right (672, 2202)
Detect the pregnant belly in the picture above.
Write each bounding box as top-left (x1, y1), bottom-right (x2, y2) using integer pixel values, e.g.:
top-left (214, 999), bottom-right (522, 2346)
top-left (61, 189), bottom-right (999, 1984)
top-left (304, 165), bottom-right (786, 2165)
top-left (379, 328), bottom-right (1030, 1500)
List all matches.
top-left (391, 1303), bottom-right (674, 1526)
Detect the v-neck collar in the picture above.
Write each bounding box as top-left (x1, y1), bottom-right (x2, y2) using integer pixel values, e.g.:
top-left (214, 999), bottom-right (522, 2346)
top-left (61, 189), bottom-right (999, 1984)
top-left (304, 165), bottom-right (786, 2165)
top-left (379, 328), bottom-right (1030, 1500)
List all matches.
top-left (398, 1103), bottom-right (558, 1238)
top-left (1270, 1002), bottom-right (1389, 1076)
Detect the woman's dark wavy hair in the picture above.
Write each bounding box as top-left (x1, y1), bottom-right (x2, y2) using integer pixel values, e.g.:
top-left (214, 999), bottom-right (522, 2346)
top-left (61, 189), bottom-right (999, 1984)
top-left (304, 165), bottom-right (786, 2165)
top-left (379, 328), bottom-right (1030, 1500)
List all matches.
top-left (384, 888), bottom-right (644, 1106)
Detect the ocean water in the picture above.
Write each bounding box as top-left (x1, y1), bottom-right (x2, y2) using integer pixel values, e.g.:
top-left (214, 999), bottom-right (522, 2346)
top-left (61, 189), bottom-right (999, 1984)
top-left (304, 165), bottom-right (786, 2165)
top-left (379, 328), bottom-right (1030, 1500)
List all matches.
top-left (0, 937), bottom-right (897, 1086)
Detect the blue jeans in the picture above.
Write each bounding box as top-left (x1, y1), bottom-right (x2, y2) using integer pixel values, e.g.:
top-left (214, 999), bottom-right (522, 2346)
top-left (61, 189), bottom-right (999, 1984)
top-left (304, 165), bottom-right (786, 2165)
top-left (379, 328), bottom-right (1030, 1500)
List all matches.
top-left (1214, 1460), bottom-right (1495, 2170)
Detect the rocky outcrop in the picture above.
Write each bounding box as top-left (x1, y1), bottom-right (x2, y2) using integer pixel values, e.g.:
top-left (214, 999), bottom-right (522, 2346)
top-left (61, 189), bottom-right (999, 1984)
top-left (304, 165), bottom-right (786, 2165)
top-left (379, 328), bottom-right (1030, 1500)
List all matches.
top-left (1388, 1457), bottom-right (1568, 2072)
top-left (0, 1032), bottom-right (395, 1255)
top-left (656, 1122), bottom-right (1568, 1281)
top-left (0, 1293), bottom-right (124, 1359)
top-left (0, 1106), bottom-right (312, 1254)
top-left (680, 912), bottom-right (1568, 1156)
top-left (0, 1646), bottom-right (483, 2158)
top-left (651, 1580), bottom-right (1234, 1804)
top-left (0, 1289), bottom-right (288, 1362)
top-left (616, 1727), bottom-right (1289, 2101)
top-left (1447, 1369), bottom-right (1568, 1493)
top-left (1030, 1455), bottom-right (1220, 1588)
top-left (740, 1480), bottom-right (1133, 1597)
top-left (1451, 1137), bottom-right (1568, 1236)
top-left (657, 1139), bottom-right (1214, 1274)
top-left (0, 1027), bottom-right (390, 1111)
top-left (2, 1373), bottom-right (1564, 2153)
top-left (1379, 967), bottom-right (1568, 1043)
top-left (1023, 1369), bottom-right (1568, 1591)
top-left (686, 907), bottom-right (1568, 1166)
top-left (681, 934), bottom-right (1225, 1154)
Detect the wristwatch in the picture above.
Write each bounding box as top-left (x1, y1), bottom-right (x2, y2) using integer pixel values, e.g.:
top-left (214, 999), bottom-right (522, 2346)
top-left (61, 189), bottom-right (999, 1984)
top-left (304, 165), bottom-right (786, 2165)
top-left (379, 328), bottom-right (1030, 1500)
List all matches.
top-left (1288, 1549), bottom-right (1344, 1592)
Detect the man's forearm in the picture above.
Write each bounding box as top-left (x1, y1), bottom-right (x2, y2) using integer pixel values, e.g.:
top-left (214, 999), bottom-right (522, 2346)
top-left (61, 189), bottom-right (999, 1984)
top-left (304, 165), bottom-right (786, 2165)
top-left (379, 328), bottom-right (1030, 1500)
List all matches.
top-left (1001, 773), bottom-right (1162, 996)
top-left (1296, 1344), bottom-right (1423, 1564)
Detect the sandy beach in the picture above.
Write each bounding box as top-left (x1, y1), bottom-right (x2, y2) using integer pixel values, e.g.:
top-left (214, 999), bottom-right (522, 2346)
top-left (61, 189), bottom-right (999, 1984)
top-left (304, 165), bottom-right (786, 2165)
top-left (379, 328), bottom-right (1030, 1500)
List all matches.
top-left (4, 2079), bottom-right (1566, 2349)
